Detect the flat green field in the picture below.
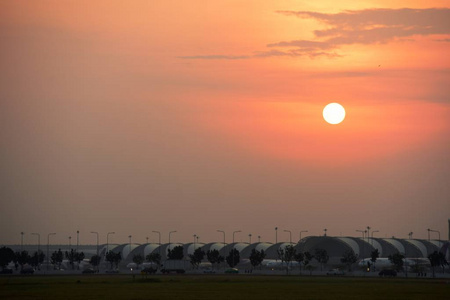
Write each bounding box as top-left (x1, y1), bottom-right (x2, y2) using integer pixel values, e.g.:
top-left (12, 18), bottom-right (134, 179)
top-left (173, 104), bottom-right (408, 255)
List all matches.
top-left (0, 275), bottom-right (448, 300)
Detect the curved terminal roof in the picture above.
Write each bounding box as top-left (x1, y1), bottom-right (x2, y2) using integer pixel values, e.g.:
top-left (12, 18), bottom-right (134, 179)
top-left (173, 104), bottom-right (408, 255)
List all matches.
top-left (107, 236), bottom-right (440, 262)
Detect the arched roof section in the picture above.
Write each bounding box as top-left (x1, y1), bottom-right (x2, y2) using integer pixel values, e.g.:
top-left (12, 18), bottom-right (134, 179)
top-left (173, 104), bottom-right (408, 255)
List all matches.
top-left (123, 244), bottom-right (141, 260)
top-left (295, 237), bottom-right (353, 258)
top-left (183, 243), bottom-right (205, 256)
top-left (219, 243), bottom-right (249, 257)
top-left (429, 240), bottom-right (445, 249)
top-left (336, 238), bottom-right (360, 256)
top-left (405, 240), bottom-right (428, 257)
top-left (239, 243), bottom-right (258, 259)
top-left (396, 239), bottom-right (423, 258)
top-left (371, 239), bottom-right (398, 257)
top-left (367, 239), bottom-right (383, 256)
top-left (265, 243), bottom-right (295, 259)
top-left (352, 238), bottom-right (375, 258)
top-left (159, 243), bottom-right (183, 260)
top-left (202, 243), bottom-right (226, 253)
top-left (239, 243), bottom-right (273, 258)
top-left (383, 239), bottom-right (405, 254)
top-left (418, 240), bottom-right (439, 256)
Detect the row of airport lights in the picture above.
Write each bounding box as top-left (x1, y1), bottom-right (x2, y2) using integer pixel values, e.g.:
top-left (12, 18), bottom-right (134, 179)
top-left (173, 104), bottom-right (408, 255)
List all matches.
top-left (19, 227), bottom-right (442, 260)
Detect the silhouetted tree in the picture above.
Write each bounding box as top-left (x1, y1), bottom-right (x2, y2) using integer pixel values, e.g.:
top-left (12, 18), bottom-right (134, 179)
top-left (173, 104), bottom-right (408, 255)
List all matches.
top-left (388, 252), bottom-right (404, 272)
top-left (370, 249), bottom-right (380, 270)
top-left (428, 251), bottom-right (448, 277)
top-left (303, 251), bottom-right (314, 275)
top-left (146, 253), bottom-right (161, 269)
top-left (249, 249), bottom-right (266, 270)
top-left (65, 249), bottom-right (77, 270)
top-left (189, 248), bottom-right (205, 269)
top-left (0, 247), bottom-right (15, 270)
top-left (277, 245), bottom-right (296, 275)
top-left (51, 249), bottom-right (64, 270)
top-left (113, 252), bottom-right (122, 269)
top-left (294, 252), bottom-right (304, 274)
top-left (340, 249), bottom-right (358, 271)
top-left (226, 248), bottom-right (240, 268)
top-left (132, 254), bottom-right (144, 269)
top-left (105, 251), bottom-right (116, 270)
top-left (206, 249), bottom-right (224, 270)
top-left (75, 251), bottom-right (85, 270)
top-left (167, 246), bottom-right (184, 260)
top-left (314, 249), bottom-right (329, 271)
top-left (90, 255), bottom-right (101, 271)
top-left (15, 250), bottom-right (30, 271)
top-left (29, 251), bottom-right (45, 270)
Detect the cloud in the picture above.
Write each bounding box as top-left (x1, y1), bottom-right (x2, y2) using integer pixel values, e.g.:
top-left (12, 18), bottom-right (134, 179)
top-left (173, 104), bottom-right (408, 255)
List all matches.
top-left (178, 55), bottom-right (250, 60)
top-left (274, 8), bottom-right (450, 54)
top-left (181, 8), bottom-right (450, 59)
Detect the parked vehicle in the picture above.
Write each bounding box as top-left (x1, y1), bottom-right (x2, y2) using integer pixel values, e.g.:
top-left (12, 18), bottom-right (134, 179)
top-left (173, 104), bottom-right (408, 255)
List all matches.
top-left (225, 268), bottom-right (239, 274)
top-left (378, 269), bottom-right (397, 277)
top-left (203, 268), bottom-right (215, 274)
top-left (20, 267), bottom-right (34, 275)
top-left (161, 260), bottom-right (186, 274)
top-left (326, 268), bottom-right (345, 276)
top-left (141, 267), bottom-right (157, 275)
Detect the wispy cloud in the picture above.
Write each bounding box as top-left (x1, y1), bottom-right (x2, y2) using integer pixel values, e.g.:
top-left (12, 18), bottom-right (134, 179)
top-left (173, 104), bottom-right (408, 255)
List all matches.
top-left (178, 55), bottom-right (250, 60)
top-left (181, 8), bottom-right (450, 60)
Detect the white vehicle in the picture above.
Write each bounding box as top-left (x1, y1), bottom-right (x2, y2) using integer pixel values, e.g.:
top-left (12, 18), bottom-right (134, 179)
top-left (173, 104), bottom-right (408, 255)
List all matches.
top-left (326, 268), bottom-right (345, 276)
top-left (161, 260), bottom-right (188, 274)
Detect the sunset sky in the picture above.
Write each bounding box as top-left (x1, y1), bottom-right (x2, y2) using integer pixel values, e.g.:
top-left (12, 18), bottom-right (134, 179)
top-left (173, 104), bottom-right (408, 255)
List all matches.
top-left (1, 0), bottom-right (449, 246)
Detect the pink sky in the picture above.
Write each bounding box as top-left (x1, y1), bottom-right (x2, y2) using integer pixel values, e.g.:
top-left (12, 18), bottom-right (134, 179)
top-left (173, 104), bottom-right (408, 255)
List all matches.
top-left (0, 1), bottom-right (449, 245)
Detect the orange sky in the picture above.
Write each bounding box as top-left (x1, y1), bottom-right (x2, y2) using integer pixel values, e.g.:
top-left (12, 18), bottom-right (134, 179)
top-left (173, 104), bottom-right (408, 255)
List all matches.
top-left (0, 1), bottom-right (449, 245)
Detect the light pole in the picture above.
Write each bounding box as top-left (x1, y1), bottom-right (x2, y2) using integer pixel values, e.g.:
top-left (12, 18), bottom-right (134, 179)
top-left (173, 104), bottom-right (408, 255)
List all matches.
top-left (408, 232), bottom-right (413, 239)
top-left (76, 230), bottom-right (79, 253)
top-left (217, 230), bottom-right (226, 245)
top-left (169, 231), bottom-right (177, 250)
top-left (248, 234), bottom-right (252, 244)
top-left (299, 230), bottom-right (308, 242)
top-left (429, 229), bottom-right (440, 242)
top-left (31, 233), bottom-right (41, 269)
top-left (356, 230), bottom-right (365, 238)
top-left (21, 232), bottom-right (24, 251)
top-left (152, 231), bottom-right (161, 260)
top-left (129, 235), bottom-right (132, 252)
top-left (371, 230), bottom-right (379, 246)
top-left (91, 231), bottom-right (99, 257)
top-left (258, 235), bottom-right (261, 243)
top-left (232, 230), bottom-right (241, 244)
top-left (197, 236), bottom-right (199, 243)
top-left (232, 230), bottom-right (241, 268)
top-left (275, 227), bottom-right (278, 244)
top-left (324, 229), bottom-right (327, 237)
top-left (68, 236), bottom-right (72, 249)
top-left (367, 226), bottom-right (371, 244)
top-left (427, 228), bottom-right (430, 241)
top-left (47, 233), bottom-right (56, 270)
top-left (31, 233), bottom-right (40, 254)
top-left (284, 230), bottom-right (292, 244)
top-left (146, 237), bottom-right (149, 244)
top-left (193, 234), bottom-right (197, 250)
top-left (106, 232), bottom-right (115, 255)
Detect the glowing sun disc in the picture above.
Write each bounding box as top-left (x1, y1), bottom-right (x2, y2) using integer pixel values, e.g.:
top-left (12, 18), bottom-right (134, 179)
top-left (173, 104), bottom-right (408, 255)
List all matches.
top-left (323, 103), bottom-right (346, 124)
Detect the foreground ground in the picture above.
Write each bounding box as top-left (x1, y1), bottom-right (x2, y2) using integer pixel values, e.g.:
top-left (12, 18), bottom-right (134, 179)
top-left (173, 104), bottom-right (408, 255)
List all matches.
top-left (0, 274), bottom-right (448, 300)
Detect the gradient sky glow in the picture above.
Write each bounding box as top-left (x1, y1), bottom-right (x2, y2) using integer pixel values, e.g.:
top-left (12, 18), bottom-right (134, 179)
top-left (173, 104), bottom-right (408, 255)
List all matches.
top-left (1, 0), bottom-right (449, 246)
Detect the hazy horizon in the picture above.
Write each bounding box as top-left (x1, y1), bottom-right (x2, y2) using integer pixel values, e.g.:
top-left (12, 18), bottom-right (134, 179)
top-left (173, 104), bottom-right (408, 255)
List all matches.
top-left (1, 0), bottom-right (449, 246)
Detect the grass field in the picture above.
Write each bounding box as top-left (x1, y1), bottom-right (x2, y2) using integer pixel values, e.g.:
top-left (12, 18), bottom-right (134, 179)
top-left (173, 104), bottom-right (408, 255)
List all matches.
top-left (0, 274), bottom-right (448, 300)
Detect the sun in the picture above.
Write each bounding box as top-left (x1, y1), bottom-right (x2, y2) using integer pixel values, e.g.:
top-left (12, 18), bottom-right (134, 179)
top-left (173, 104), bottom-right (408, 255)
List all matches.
top-left (323, 103), bottom-right (346, 124)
